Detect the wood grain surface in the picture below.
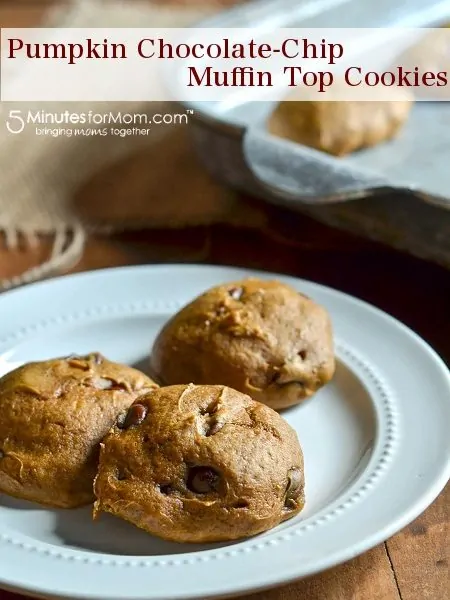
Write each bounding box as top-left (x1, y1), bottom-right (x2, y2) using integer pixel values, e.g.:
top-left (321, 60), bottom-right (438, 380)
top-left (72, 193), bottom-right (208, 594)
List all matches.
top-left (0, 3), bottom-right (449, 600)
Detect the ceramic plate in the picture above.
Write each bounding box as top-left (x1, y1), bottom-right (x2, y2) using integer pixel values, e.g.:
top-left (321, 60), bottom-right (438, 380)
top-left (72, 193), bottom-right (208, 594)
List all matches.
top-left (0, 265), bottom-right (449, 600)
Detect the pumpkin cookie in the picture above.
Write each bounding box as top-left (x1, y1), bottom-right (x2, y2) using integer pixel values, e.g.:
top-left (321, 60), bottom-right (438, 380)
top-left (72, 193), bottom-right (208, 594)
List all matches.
top-left (150, 279), bottom-right (335, 410)
top-left (268, 90), bottom-right (412, 156)
top-left (0, 353), bottom-right (157, 508)
top-left (94, 384), bottom-right (305, 543)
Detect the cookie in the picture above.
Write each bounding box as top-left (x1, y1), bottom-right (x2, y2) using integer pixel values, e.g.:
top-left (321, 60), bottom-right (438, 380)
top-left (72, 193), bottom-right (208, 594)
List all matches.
top-left (150, 279), bottom-right (335, 410)
top-left (93, 384), bottom-right (305, 543)
top-left (268, 90), bottom-right (412, 156)
top-left (0, 353), bottom-right (157, 508)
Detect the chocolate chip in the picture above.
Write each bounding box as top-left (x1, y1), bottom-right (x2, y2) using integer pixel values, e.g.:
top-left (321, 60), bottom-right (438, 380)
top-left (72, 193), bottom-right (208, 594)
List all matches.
top-left (116, 469), bottom-right (127, 481)
top-left (298, 350), bottom-right (308, 361)
top-left (233, 500), bottom-right (249, 509)
top-left (268, 369), bottom-right (281, 385)
top-left (119, 403), bottom-right (148, 429)
top-left (187, 466), bottom-right (220, 494)
top-left (159, 484), bottom-right (175, 495)
top-left (228, 287), bottom-right (243, 301)
top-left (285, 468), bottom-right (303, 509)
top-left (0, 450), bottom-right (4, 459)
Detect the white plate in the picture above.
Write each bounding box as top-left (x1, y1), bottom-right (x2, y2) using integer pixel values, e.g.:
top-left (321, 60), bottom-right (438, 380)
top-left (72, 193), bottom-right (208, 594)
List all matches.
top-left (0, 265), bottom-right (449, 600)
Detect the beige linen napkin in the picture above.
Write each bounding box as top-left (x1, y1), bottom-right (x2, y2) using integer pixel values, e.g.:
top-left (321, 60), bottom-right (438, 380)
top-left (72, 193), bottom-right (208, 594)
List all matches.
top-left (0, 0), bottom-right (263, 290)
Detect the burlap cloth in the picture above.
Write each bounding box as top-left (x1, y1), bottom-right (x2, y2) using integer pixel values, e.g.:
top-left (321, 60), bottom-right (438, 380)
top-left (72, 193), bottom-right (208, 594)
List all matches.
top-left (0, 0), bottom-right (266, 290)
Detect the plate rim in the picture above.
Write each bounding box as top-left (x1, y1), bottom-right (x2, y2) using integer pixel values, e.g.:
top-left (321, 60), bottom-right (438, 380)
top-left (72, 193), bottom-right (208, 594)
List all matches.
top-left (0, 264), bottom-right (449, 600)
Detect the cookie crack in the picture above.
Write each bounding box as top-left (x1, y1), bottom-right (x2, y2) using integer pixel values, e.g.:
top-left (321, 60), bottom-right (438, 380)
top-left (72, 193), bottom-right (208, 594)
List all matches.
top-left (197, 386), bottom-right (227, 437)
top-left (226, 420), bottom-right (282, 442)
top-left (247, 408), bottom-right (282, 441)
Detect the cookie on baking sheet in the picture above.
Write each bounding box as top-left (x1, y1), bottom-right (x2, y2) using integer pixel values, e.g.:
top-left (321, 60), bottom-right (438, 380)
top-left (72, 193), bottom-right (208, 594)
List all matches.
top-left (0, 353), bottom-right (157, 508)
top-left (150, 278), bottom-right (335, 410)
top-left (93, 384), bottom-right (305, 543)
top-left (268, 90), bottom-right (413, 156)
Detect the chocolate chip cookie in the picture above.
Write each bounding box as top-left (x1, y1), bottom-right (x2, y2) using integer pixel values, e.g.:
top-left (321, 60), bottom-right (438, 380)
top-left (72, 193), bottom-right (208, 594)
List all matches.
top-left (0, 353), bottom-right (157, 508)
top-left (150, 279), bottom-right (335, 410)
top-left (93, 384), bottom-right (305, 543)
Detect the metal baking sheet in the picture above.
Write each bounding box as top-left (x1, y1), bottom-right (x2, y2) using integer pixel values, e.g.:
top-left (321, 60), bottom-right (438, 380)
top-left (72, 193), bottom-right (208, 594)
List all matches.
top-left (178, 0), bottom-right (450, 267)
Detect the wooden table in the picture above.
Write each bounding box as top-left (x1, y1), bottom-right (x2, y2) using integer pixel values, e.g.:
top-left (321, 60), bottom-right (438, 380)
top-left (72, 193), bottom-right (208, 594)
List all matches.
top-left (0, 3), bottom-right (449, 600)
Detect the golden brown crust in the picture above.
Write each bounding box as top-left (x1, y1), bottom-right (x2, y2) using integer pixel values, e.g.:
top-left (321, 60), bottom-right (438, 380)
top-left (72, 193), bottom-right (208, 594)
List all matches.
top-left (268, 95), bottom-right (412, 156)
top-left (93, 384), bottom-right (305, 543)
top-left (150, 279), bottom-right (335, 410)
top-left (0, 353), bottom-right (157, 508)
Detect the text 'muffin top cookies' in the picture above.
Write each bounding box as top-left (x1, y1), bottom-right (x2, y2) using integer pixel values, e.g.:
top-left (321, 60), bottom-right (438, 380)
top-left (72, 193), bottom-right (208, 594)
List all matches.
top-left (150, 279), bottom-right (335, 410)
top-left (0, 353), bottom-right (157, 508)
top-left (94, 384), bottom-right (305, 543)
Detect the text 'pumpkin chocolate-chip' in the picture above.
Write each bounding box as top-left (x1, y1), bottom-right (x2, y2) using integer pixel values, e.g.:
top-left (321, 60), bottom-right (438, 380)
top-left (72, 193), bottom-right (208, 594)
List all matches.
top-left (93, 384), bottom-right (305, 543)
top-left (150, 278), bottom-right (335, 411)
top-left (0, 355), bottom-right (158, 508)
